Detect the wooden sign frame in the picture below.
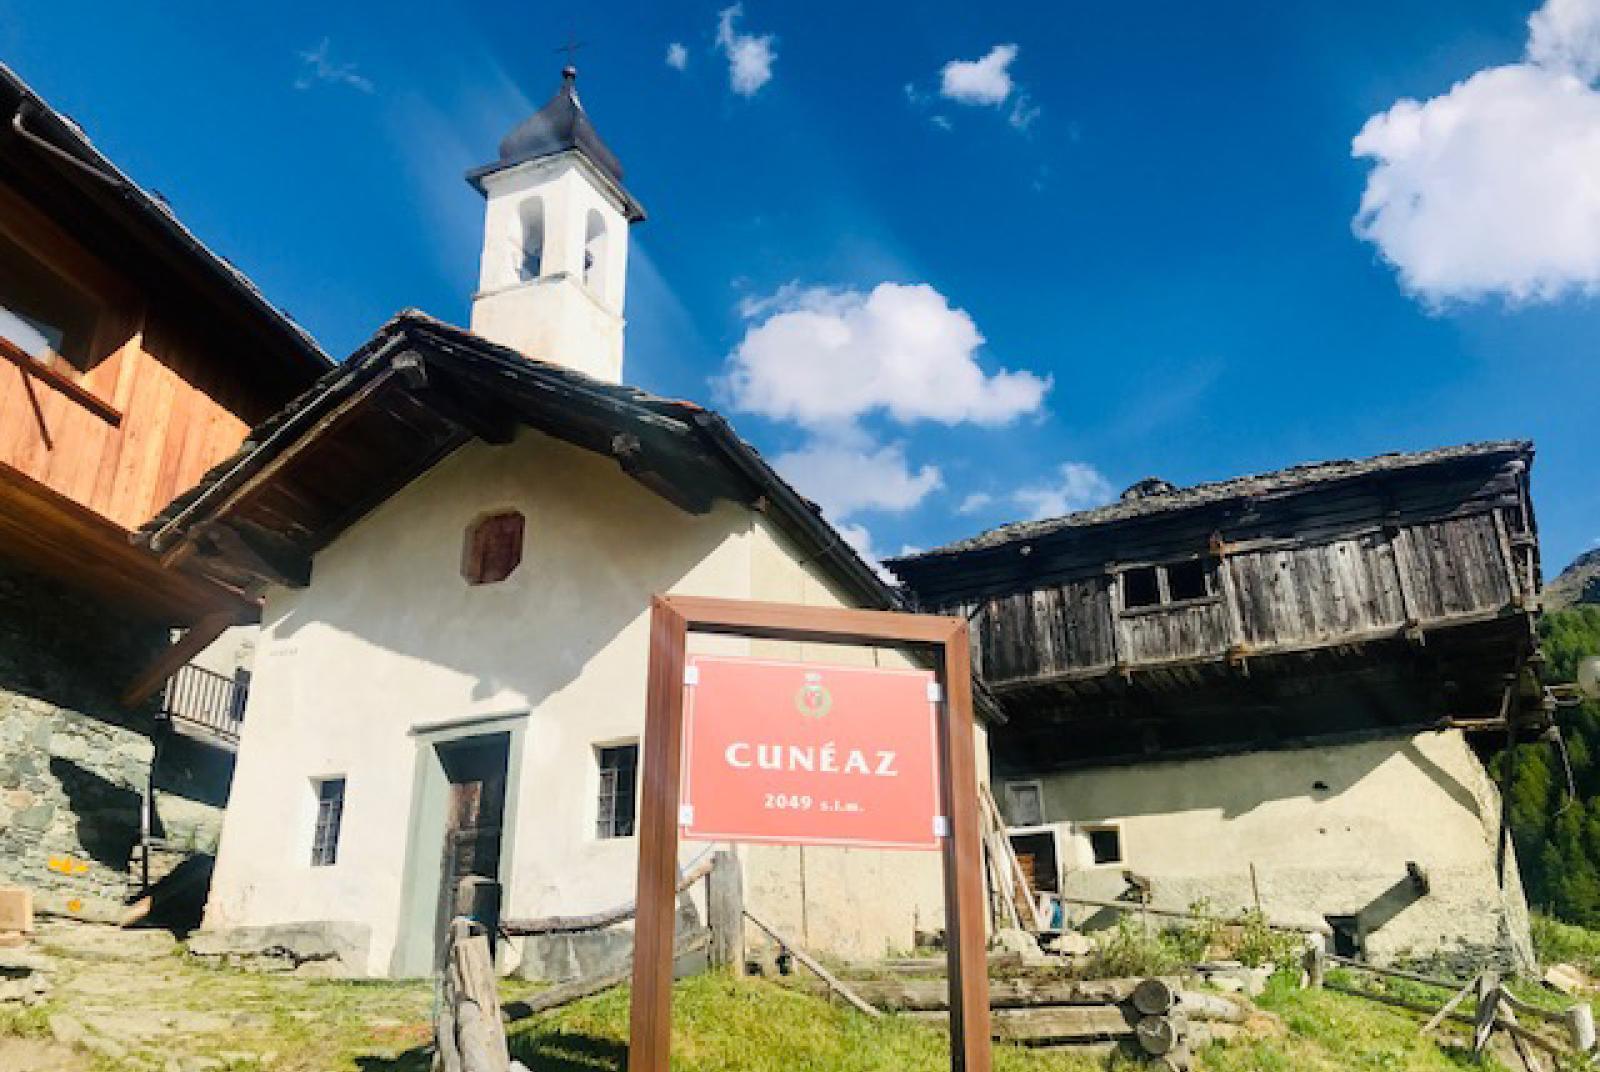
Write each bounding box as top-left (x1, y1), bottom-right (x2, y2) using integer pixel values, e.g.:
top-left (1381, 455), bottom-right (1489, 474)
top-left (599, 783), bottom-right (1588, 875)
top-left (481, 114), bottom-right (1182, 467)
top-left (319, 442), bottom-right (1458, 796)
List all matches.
top-left (627, 595), bottom-right (992, 1072)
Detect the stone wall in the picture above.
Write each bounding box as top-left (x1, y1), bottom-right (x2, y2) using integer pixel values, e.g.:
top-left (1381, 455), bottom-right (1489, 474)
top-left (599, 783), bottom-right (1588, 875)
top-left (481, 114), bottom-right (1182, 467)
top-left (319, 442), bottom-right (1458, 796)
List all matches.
top-left (0, 560), bottom-right (230, 919)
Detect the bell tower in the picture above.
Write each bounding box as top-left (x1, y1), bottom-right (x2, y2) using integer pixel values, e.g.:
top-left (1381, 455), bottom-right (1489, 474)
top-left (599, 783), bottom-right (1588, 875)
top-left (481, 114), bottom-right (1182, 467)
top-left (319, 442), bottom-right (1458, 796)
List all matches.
top-left (466, 67), bottom-right (645, 383)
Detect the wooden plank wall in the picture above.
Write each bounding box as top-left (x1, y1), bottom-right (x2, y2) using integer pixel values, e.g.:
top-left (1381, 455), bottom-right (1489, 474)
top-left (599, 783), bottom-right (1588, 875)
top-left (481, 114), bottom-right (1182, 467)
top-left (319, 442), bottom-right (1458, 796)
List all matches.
top-left (0, 178), bottom-right (278, 539)
top-left (0, 309), bottom-right (262, 534)
top-left (964, 509), bottom-right (1521, 687)
top-left (1227, 533), bottom-right (1406, 648)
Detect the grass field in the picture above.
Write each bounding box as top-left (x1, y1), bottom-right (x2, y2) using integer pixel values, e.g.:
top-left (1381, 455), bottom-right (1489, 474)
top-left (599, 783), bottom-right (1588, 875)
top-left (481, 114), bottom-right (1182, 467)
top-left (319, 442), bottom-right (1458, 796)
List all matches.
top-left (509, 971), bottom-right (1512, 1072)
top-left (0, 922), bottom-right (1526, 1071)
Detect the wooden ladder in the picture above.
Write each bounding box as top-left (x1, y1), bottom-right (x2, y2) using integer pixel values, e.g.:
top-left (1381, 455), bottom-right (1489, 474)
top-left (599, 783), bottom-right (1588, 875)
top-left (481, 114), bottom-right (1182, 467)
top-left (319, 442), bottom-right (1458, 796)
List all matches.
top-left (978, 783), bottom-right (1046, 932)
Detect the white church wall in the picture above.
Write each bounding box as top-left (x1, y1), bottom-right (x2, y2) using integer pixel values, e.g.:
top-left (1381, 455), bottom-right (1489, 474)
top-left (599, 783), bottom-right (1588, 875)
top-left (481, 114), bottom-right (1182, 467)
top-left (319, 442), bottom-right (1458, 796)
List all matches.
top-left (205, 429), bottom-right (965, 975)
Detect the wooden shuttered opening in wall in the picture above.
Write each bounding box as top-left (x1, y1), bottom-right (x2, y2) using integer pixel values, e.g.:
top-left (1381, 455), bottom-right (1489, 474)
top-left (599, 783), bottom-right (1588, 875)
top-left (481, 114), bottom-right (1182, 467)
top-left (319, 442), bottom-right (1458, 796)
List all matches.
top-left (463, 511), bottom-right (525, 585)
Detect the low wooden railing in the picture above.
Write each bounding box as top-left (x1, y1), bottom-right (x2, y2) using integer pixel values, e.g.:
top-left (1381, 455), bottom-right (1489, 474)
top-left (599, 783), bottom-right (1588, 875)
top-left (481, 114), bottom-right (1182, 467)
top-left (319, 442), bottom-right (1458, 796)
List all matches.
top-left (160, 663), bottom-right (247, 745)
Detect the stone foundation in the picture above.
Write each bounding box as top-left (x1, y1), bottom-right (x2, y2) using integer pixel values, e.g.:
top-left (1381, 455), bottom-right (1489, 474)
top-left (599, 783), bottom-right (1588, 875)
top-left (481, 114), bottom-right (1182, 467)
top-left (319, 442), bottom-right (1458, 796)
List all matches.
top-left (0, 560), bottom-right (231, 917)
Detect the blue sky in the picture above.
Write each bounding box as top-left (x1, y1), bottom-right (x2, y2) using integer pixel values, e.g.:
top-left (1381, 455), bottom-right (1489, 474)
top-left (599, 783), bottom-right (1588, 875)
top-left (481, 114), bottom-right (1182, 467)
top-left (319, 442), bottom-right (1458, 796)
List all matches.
top-left (3, 0), bottom-right (1597, 574)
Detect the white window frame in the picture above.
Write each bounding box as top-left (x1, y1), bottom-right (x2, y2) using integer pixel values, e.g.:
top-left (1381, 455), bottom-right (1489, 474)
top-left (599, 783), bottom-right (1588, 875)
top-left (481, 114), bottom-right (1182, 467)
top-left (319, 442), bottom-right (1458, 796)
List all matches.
top-left (592, 738), bottom-right (640, 841)
top-left (308, 774), bottom-right (347, 868)
top-left (1003, 779), bottom-right (1045, 828)
top-left (1005, 823), bottom-right (1063, 896)
top-left (1077, 821), bottom-right (1126, 869)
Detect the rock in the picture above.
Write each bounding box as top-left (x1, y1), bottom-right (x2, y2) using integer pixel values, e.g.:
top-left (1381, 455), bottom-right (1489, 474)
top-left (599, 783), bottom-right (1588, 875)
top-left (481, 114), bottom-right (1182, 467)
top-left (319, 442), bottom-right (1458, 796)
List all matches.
top-left (1045, 931), bottom-right (1094, 957)
top-left (181, 1058), bottom-right (223, 1072)
top-left (991, 927), bottom-right (1048, 966)
top-left (83, 1035), bottom-right (129, 1061)
top-left (230, 1011), bottom-right (270, 1028)
top-left (0, 973), bottom-right (52, 1003)
top-left (48, 1013), bottom-right (86, 1045)
top-left (14, 803), bottom-right (55, 831)
top-left (1543, 962), bottom-right (1589, 995)
top-left (0, 948), bottom-right (55, 974)
top-left (1200, 962), bottom-right (1271, 997)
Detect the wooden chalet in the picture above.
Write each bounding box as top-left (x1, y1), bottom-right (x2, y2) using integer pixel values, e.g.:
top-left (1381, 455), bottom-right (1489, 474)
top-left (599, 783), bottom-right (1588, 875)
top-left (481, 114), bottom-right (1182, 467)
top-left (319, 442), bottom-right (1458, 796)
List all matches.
top-left (0, 62), bottom-right (330, 917)
top-left (889, 442), bottom-right (1543, 770)
top-left (0, 62), bottom-right (329, 629)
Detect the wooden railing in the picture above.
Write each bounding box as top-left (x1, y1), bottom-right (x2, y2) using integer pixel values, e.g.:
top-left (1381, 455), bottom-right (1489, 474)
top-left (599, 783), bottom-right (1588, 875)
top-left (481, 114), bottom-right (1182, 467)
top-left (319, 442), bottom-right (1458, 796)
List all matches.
top-left (160, 663), bottom-right (247, 745)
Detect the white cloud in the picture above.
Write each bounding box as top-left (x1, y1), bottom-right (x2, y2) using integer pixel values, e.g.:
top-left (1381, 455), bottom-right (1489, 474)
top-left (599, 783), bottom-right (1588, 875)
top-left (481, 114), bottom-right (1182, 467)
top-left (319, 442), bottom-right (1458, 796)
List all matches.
top-left (941, 44), bottom-right (1018, 106)
top-left (834, 522), bottom-right (899, 582)
top-left (1353, 0), bottom-right (1600, 304)
top-left (1008, 93), bottom-right (1040, 132)
top-left (1529, 0), bottom-right (1600, 80)
top-left (773, 437), bottom-right (942, 519)
top-left (720, 282), bottom-right (1050, 430)
top-left (1013, 463), bottom-right (1115, 520)
top-left (958, 491), bottom-right (994, 515)
top-left (715, 5), bottom-right (776, 97)
top-left (295, 38), bottom-right (373, 93)
top-left (666, 42), bottom-right (689, 71)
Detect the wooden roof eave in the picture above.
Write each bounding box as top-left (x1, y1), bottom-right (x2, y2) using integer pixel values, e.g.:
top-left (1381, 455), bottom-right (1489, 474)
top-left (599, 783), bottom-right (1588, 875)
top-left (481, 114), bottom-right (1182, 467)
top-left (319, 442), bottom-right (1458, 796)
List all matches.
top-left (144, 330), bottom-right (759, 592)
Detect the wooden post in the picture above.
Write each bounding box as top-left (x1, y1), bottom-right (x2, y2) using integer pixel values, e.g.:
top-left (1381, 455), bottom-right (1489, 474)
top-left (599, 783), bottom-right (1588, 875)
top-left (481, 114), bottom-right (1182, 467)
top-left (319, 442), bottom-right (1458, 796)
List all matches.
top-left (707, 850), bottom-right (744, 971)
top-left (1303, 937), bottom-right (1325, 990)
top-left (1473, 971), bottom-right (1501, 1058)
top-left (436, 918), bottom-right (510, 1072)
top-left (1564, 1002), bottom-right (1596, 1053)
top-left (940, 617), bottom-right (994, 1072)
top-left (627, 598), bottom-right (690, 1072)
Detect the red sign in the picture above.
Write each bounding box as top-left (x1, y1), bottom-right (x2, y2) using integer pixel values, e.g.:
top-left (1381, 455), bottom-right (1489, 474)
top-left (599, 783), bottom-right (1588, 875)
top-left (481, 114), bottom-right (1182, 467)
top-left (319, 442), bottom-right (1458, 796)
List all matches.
top-left (679, 656), bottom-right (942, 850)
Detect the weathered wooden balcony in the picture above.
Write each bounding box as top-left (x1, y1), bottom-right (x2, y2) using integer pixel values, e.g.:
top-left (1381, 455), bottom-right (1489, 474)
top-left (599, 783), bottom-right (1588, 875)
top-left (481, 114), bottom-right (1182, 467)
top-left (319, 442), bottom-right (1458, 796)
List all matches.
top-left (889, 442), bottom-right (1544, 767)
top-left (159, 663), bottom-right (247, 748)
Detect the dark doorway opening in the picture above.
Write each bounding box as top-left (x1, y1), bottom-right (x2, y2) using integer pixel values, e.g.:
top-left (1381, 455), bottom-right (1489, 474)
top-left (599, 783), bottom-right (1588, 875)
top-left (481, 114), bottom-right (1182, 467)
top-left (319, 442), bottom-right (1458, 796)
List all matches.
top-left (434, 733), bottom-right (509, 966)
top-left (1009, 831), bottom-right (1060, 894)
top-left (1326, 914), bottom-right (1361, 958)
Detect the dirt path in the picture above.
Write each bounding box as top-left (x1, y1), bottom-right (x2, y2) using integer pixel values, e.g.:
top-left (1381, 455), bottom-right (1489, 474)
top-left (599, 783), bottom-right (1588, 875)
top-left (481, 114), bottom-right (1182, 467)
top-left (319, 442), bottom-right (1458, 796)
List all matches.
top-left (2, 920), bottom-right (449, 1072)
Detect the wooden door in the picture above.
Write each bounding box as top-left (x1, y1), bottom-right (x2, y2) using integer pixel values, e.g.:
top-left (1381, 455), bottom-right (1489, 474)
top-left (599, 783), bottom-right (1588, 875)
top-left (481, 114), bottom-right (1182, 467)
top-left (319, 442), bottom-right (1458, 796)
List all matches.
top-left (434, 734), bottom-right (509, 963)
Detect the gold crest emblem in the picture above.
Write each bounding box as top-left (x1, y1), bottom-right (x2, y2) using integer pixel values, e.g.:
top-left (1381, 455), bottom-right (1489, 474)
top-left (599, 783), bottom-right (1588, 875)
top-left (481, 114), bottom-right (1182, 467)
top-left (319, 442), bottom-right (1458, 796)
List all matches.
top-left (794, 672), bottom-right (833, 718)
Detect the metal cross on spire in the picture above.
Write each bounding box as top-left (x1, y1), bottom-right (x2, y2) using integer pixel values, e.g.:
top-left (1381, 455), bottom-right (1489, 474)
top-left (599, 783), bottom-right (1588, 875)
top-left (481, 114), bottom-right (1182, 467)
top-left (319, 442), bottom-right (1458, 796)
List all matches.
top-left (555, 37), bottom-right (585, 79)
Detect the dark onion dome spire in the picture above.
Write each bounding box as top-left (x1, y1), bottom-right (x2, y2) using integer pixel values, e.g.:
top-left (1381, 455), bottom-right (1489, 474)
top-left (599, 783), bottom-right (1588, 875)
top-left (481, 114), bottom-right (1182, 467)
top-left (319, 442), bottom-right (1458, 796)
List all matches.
top-left (465, 66), bottom-right (643, 219)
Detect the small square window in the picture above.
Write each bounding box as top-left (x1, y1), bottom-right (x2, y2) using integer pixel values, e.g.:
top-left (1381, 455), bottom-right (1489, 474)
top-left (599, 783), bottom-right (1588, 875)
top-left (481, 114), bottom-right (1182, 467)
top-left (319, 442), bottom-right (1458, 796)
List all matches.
top-left (596, 744), bottom-right (638, 839)
top-left (1004, 782), bottom-right (1044, 827)
top-left (311, 777), bottom-right (346, 867)
top-left (1165, 559), bottom-right (1210, 602)
top-left (1085, 825), bottom-right (1123, 866)
top-left (1122, 566), bottom-right (1160, 609)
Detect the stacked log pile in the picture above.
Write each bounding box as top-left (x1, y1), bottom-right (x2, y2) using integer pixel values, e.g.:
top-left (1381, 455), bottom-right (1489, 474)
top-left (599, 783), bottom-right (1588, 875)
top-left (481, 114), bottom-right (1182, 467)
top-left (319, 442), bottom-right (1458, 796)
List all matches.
top-left (842, 973), bottom-right (1246, 1069)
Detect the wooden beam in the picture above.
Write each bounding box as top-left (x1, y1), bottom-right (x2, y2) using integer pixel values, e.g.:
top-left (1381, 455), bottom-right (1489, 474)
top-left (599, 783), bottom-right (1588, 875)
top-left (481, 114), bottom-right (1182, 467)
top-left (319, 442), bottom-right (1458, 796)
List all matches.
top-left (502, 852), bottom-right (716, 936)
top-left (199, 523), bottom-right (311, 589)
top-left (665, 594), bottom-right (963, 647)
top-left (394, 353), bottom-right (519, 447)
top-left (627, 597), bottom-right (691, 1072)
top-left (744, 909), bottom-right (882, 1019)
top-left (120, 609), bottom-right (235, 707)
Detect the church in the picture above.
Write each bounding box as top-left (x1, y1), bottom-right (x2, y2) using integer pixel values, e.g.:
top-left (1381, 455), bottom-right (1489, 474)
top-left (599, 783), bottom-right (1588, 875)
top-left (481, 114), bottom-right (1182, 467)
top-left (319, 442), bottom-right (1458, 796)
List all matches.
top-left (139, 69), bottom-right (980, 978)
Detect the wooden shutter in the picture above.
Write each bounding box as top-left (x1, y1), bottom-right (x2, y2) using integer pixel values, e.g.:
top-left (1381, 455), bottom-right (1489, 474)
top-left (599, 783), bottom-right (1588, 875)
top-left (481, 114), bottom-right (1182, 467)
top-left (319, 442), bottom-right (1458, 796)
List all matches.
top-left (464, 512), bottom-right (525, 585)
